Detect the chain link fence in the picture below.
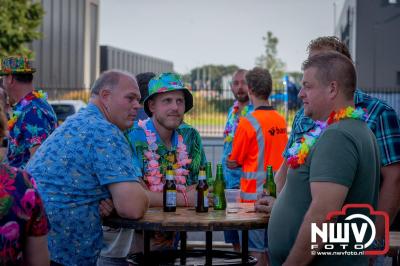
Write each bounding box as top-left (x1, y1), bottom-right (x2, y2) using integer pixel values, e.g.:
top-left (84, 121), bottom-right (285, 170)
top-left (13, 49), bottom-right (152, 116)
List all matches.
top-left (43, 86), bottom-right (399, 138)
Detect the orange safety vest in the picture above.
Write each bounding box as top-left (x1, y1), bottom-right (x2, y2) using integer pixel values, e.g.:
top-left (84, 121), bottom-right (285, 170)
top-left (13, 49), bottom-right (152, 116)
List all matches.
top-left (229, 108), bottom-right (288, 202)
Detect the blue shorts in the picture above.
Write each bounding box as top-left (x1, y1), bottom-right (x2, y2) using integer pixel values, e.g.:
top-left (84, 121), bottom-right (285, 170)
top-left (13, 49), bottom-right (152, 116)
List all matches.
top-left (224, 230), bottom-right (240, 244)
top-left (239, 229), bottom-right (268, 252)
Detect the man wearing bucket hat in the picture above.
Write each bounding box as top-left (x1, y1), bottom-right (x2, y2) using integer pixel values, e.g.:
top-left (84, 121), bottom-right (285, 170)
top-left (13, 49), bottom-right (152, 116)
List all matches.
top-left (98, 73), bottom-right (206, 265)
top-left (0, 56), bottom-right (57, 168)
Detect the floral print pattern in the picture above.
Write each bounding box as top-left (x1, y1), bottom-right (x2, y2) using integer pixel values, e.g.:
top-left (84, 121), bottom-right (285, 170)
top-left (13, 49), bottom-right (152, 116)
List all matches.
top-left (0, 164), bottom-right (49, 265)
top-left (6, 91), bottom-right (57, 169)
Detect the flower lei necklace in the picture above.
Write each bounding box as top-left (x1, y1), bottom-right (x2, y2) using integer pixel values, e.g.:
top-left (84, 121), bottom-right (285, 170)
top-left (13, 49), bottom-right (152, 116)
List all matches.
top-left (224, 101), bottom-right (250, 143)
top-left (287, 106), bottom-right (368, 169)
top-left (138, 118), bottom-right (192, 193)
top-left (8, 90), bottom-right (47, 131)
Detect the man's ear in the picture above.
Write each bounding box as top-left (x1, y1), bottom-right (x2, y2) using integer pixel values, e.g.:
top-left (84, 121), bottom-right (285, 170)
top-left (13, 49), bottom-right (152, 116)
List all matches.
top-left (99, 88), bottom-right (111, 103)
top-left (328, 81), bottom-right (339, 100)
top-left (148, 99), bottom-right (155, 114)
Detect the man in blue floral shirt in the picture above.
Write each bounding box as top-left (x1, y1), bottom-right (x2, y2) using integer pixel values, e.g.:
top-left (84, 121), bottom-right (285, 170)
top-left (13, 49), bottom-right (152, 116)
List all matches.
top-left (0, 56), bottom-right (57, 169)
top-left (27, 70), bottom-right (149, 266)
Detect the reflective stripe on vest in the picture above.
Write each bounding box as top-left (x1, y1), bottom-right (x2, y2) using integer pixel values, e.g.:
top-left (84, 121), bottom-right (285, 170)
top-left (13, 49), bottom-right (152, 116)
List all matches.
top-left (240, 114), bottom-right (266, 201)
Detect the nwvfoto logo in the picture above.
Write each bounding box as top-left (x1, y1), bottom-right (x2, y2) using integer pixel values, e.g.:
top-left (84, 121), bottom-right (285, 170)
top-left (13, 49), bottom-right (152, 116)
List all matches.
top-left (310, 204), bottom-right (389, 256)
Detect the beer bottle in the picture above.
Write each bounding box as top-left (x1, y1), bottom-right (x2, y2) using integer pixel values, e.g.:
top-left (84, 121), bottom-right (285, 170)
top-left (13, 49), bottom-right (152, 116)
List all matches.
top-left (163, 165), bottom-right (176, 212)
top-left (206, 162), bottom-right (214, 187)
top-left (213, 163), bottom-right (226, 210)
top-left (196, 166), bottom-right (209, 213)
top-left (267, 165), bottom-right (276, 198)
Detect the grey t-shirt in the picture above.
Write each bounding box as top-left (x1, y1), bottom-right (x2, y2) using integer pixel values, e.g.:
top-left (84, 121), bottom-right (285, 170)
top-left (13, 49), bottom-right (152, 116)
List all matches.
top-left (268, 119), bottom-right (380, 266)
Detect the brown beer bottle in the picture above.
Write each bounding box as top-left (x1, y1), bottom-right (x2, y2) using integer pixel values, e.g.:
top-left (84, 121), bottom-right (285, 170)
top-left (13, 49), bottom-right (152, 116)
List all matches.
top-left (196, 166), bottom-right (209, 213)
top-left (163, 165), bottom-right (176, 212)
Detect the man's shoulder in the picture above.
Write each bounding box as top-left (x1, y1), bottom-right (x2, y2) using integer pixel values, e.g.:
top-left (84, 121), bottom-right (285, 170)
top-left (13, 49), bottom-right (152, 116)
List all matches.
top-left (356, 90), bottom-right (397, 115)
top-left (178, 122), bottom-right (200, 134)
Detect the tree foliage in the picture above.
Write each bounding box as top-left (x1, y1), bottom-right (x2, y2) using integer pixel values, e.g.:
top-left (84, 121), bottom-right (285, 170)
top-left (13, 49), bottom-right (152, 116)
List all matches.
top-left (0, 0), bottom-right (44, 58)
top-left (255, 31), bottom-right (286, 88)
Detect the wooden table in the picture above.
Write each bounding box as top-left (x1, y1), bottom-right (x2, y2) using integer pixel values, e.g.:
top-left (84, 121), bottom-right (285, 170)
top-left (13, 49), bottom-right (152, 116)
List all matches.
top-left (103, 203), bottom-right (269, 265)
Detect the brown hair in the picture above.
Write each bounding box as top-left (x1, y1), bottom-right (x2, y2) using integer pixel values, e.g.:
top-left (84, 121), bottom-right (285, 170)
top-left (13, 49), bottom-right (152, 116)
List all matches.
top-left (307, 36), bottom-right (352, 60)
top-left (302, 51), bottom-right (356, 100)
top-left (245, 67), bottom-right (272, 99)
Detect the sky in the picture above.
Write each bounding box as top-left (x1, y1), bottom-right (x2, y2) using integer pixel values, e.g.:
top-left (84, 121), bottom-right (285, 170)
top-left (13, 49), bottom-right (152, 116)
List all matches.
top-left (99, 0), bottom-right (345, 74)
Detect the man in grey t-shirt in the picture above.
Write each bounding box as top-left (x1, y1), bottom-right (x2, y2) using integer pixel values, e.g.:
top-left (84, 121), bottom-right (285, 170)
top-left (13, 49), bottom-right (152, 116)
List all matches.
top-left (267, 52), bottom-right (380, 265)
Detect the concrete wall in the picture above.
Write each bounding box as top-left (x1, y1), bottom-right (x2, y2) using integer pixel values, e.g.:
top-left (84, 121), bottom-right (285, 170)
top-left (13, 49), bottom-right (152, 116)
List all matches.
top-left (31, 0), bottom-right (99, 91)
top-left (337, 0), bottom-right (400, 90)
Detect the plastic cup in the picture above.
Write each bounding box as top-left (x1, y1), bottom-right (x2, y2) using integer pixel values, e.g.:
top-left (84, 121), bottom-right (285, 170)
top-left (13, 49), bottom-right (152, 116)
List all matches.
top-left (224, 189), bottom-right (241, 213)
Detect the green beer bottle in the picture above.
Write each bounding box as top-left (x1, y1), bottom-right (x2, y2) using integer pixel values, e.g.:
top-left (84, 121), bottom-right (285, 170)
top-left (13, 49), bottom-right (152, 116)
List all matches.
top-left (206, 162), bottom-right (214, 187)
top-left (267, 165), bottom-right (276, 198)
top-left (213, 163), bottom-right (226, 210)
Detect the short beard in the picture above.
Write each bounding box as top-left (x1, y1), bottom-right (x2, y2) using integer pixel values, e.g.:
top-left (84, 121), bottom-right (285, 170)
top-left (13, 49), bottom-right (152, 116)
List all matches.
top-left (235, 94), bottom-right (249, 103)
top-left (154, 115), bottom-right (183, 131)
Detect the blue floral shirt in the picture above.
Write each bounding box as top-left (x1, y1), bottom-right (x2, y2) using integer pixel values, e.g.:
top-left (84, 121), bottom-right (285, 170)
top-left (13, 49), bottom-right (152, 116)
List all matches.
top-left (284, 89), bottom-right (400, 166)
top-left (26, 103), bottom-right (140, 266)
top-left (7, 91), bottom-right (57, 169)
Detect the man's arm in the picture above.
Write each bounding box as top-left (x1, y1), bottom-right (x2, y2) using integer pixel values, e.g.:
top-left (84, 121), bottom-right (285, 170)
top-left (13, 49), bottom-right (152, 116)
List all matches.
top-left (283, 182), bottom-right (348, 266)
top-left (108, 181), bottom-right (149, 219)
top-left (24, 235), bottom-right (50, 266)
top-left (375, 162), bottom-right (400, 239)
top-left (275, 159), bottom-right (288, 193)
top-left (29, 145), bottom-right (40, 157)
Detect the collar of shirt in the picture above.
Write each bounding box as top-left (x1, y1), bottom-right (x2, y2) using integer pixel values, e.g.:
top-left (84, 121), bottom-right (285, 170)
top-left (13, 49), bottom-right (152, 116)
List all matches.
top-left (145, 118), bottom-right (179, 150)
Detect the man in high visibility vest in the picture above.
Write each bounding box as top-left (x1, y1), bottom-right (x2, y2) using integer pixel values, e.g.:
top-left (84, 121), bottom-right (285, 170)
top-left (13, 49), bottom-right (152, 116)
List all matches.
top-left (228, 67), bottom-right (288, 266)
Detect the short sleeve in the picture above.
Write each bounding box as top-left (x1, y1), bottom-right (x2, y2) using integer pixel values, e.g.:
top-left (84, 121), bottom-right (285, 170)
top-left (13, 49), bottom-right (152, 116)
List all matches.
top-left (19, 171), bottom-right (50, 236)
top-left (27, 189), bottom-right (50, 236)
top-left (309, 129), bottom-right (358, 187)
top-left (180, 126), bottom-right (207, 185)
top-left (92, 126), bottom-right (139, 185)
top-left (21, 105), bottom-right (55, 149)
top-left (373, 109), bottom-right (400, 166)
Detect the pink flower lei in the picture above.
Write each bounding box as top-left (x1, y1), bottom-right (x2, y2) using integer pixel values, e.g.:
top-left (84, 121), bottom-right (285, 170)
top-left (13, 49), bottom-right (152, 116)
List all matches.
top-left (138, 118), bottom-right (192, 192)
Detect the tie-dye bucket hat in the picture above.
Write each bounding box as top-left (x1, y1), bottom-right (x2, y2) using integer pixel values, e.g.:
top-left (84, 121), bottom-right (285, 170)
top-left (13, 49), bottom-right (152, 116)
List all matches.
top-left (0, 56), bottom-right (36, 75)
top-left (143, 72), bottom-right (193, 117)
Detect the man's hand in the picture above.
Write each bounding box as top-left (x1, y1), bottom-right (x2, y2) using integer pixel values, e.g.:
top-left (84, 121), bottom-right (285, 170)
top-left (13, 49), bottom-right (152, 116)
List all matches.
top-left (184, 185), bottom-right (197, 207)
top-left (207, 186), bottom-right (214, 207)
top-left (99, 198), bottom-right (114, 217)
top-left (255, 195), bottom-right (276, 214)
top-left (226, 158), bottom-right (239, 169)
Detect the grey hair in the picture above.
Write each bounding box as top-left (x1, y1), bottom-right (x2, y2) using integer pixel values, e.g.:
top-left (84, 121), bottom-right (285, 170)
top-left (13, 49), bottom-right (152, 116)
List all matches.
top-left (91, 70), bottom-right (136, 95)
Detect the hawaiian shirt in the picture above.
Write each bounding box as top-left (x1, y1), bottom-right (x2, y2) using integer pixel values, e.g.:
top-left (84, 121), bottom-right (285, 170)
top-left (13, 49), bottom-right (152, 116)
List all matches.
top-left (221, 103), bottom-right (253, 189)
top-left (26, 103), bottom-right (140, 266)
top-left (126, 120), bottom-right (207, 186)
top-left (0, 164), bottom-right (49, 266)
top-left (7, 91), bottom-right (57, 169)
top-left (284, 89), bottom-right (400, 166)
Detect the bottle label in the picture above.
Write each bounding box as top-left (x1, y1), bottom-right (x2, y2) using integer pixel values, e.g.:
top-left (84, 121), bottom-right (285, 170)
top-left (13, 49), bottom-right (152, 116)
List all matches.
top-left (166, 190), bottom-right (176, 207)
top-left (214, 196), bottom-right (220, 207)
top-left (204, 190), bottom-right (209, 207)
